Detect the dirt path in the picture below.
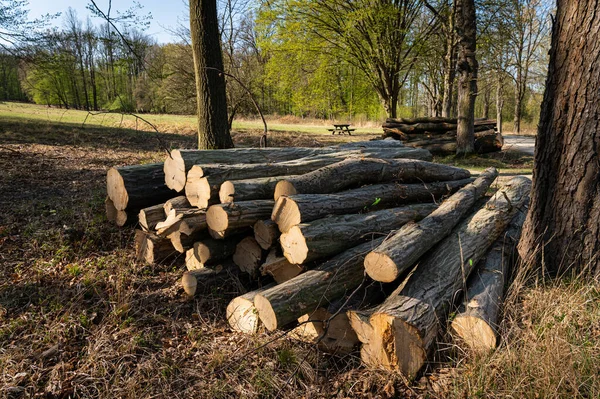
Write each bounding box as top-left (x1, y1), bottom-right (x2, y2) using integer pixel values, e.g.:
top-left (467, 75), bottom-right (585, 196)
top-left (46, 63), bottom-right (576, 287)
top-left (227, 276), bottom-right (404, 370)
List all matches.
top-left (503, 134), bottom-right (536, 155)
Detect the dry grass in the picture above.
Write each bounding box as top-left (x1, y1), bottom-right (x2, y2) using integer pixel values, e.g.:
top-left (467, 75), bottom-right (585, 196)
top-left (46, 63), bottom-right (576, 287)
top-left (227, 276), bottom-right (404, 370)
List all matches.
top-left (0, 102), bottom-right (596, 398)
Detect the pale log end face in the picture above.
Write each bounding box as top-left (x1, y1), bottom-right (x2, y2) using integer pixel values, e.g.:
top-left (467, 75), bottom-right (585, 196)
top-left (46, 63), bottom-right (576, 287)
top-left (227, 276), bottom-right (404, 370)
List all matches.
top-left (164, 150), bottom-right (186, 192)
top-left (254, 293), bottom-right (278, 331)
top-left (280, 226), bottom-right (309, 265)
top-left (451, 315), bottom-right (497, 351)
top-left (185, 247), bottom-right (204, 271)
top-left (196, 242), bottom-right (212, 264)
top-left (347, 310), bottom-right (374, 344)
top-left (219, 181), bottom-right (235, 203)
top-left (206, 205), bottom-right (229, 233)
top-left (233, 237), bottom-right (263, 275)
top-left (105, 197), bottom-right (118, 222)
top-left (226, 297), bottom-right (260, 334)
top-left (274, 180), bottom-right (297, 201)
top-left (254, 220), bottom-right (277, 250)
top-left (181, 272), bottom-right (197, 296)
top-left (196, 178), bottom-right (213, 209)
top-left (271, 197), bottom-right (301, 233)
top-left (364, 252), bottom-right (400, 283)
top-left (106, 168), bottom-right (128, 211)
top-left (115, 210), bottom-right (129, 227)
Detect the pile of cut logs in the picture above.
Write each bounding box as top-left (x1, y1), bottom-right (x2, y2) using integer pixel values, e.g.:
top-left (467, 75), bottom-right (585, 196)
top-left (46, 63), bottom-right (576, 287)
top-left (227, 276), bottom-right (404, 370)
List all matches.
top-left (382, 117), bottom-right (503, 155)
top-left (105, 139), bottom-right (530, 379)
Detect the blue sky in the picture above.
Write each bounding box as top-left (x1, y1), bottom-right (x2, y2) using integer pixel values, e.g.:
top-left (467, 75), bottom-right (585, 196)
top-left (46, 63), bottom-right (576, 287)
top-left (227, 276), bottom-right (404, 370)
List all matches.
top-left (26, 0), bottom-right (189, 43)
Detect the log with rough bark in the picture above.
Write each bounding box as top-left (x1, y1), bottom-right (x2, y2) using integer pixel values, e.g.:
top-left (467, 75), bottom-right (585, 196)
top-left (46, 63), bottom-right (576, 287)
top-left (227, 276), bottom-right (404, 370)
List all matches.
top-left (107, 163), bottom-right (177, 211)
top-left (168, 229), bottom-right (209, 253)
top-left (280, 204), bottom-right (437, 265)
top-left (139, 203), bottom-right (165, 232)
top-left (360, 176), bottom-right (531, 378)
top-left (260, 252), bottom-right (304, 283)
top-left (181, 262), bottom-right (238, 296)
top-left (208, 226), bottom-right (251, 240)
top-left (157, 208), bottom-right (207, 237)
top-left (253, 219), bottom-right (280, 250)
top-left (233, 236), bottom-right (266, 276)
top-left (364, 167), bottom-right (498, 283)
top-left (206, 200), bottom-right (275, 237)
top-left (135, 229), bottom-right (179, 265)
top-left (164, 195), bottom-right (192, 214)
top-left (105, 197), bottom-right (137, 227)
top-left (219, 175), bottom-right (293, 204)
top-left (254, 237), bottom-right (385, 331)
top-left (164, 144), bottom-right (432, 192)
top-left (336, 138), bottom-right (404, 148)
top-left (185, 148), bottom-right (432, 207)
top-left (405, 131), bottom-right (503, 155)
top-left (226, 283), bottom-right (276, 334)
top-left (185, 236), bottom-right (241, 270)
top-left (273, 158), bottom-right (470, 200)
top-left (451, 206), bottom-right (527, 351)
top-left (272, 178), bottom-right (473, 233)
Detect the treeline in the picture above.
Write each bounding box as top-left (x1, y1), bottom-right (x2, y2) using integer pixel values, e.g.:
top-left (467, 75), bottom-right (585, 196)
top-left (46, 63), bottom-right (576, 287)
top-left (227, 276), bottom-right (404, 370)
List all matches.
top-left (1, 1), bottom-right (551, 131)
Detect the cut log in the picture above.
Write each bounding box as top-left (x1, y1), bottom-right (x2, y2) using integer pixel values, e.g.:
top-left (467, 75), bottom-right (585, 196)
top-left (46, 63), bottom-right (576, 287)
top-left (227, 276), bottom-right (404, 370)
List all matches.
top-left (220, 175), bottom-right (293, 204)
top-left (253, 219), bottom-right (280, 250)
top-left (185, 247), bottom-right (204, 270)
top-left (272, 178), bottom-right (473, 233)
top-left (226, 283), bottom-right (276, 334)
top-left (336, 138), bottom-right (404, 148)
top-left (185, 236), bottom-right (241, 270)
top-left (280, 204), bottom-right (437, 265)
top-left (105, 197), bottom-right (137, 227)
top-left (232, 236), bottom-right (266, 276)
top-left (107, 163), bottom-right (177, 211)
top-left (206, 200), bottom-right (275, 237)
top-left (164, 145), bottom-right (432, 192)
top-left (168, 229), bottom-right (209, 253)
top-left (362, 176), bottom-right (531, 378)
top-left (155, 209), bottom-right (183, 235)
top-left (273, 158), bottom-right (470, 200)
top-left (405, 131), bottom-right (503, 155)
top-left (451, 206), bottom-right (527, 351)
top-left (260, 253), bottom-right (304, 283)
top-left (291, 308), bottom-right (359, 354)
top-left (208, 226), bottom-right (251, 240)
top-left (134, 229), bottom-right (179, 265)
top-left (164, 195), bottom-right (192, 214)
top-left (181, 262), bottom-right (238, 296)
top-left (364, 167), bottom-right (498, 283)
top-left (255, 237), bottom-right (385, 331)
top-left (157, 208), bottom-right (207, 236)
top-left (139, 203), bottom-right (165, 232)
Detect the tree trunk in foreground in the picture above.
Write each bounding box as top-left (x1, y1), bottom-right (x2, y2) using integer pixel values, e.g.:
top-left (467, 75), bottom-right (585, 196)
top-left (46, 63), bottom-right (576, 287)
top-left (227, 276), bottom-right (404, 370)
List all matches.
top-left (455, 0), bottom-right (478, 155)
top-left (280, 204), bottom-right (436, 265)
top-left (451, 206), bottom-right (527, 351)
top-left (519, 0), bottom-right (600, 276)
top-left (361, 176), bottom-right (531, 379)
top-left (364, 168), bottom-right (497, 283)
top-left (189, 0), bottom-right (233, 149)
top-left (273, 158), bottom-right (470, 200)
top-left (272, 179), bottom-right (473, 233)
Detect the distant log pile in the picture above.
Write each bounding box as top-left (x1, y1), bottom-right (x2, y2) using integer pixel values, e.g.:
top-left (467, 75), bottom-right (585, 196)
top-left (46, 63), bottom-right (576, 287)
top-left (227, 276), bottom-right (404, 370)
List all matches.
top-left (382, 117), bottom-right (504, 155)
top-left (106, 139), bottom-right (530, 379)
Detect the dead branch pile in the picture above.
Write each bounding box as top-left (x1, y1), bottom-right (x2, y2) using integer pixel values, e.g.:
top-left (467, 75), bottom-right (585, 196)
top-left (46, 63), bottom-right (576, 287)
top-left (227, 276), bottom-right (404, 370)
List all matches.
top-left (382, 117), bottom-right (503, 155)
top-left (105, 139), bottom-right (530, 380)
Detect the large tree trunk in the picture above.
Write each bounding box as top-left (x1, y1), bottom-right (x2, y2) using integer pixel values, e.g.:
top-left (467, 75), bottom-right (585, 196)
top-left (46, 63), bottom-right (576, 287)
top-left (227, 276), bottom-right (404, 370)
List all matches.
top-left (364, 168), bottom-right (497, 283)
top-left (451, 206), bottom-right (527, 351)
top-left (442, 2), bottom-right (457, 118)
top-left (189, 0), bottom-right (233, 149)
top-left (496, 71), bottom-right (504, 135)
top-left (519, 0), bottom-right (600, 275)
top-left (273, 158), bottom-right (470, 200)
top-left (360, 177), bottom-right (531, 379)
top-left (280, 204), bottom-right (436, 265)
top-left (455, 0), bottom-right (479, 155)
top-left (255, 237), bottom-right (386, 331)
top-left (271, 178), bottom-right (474, 233)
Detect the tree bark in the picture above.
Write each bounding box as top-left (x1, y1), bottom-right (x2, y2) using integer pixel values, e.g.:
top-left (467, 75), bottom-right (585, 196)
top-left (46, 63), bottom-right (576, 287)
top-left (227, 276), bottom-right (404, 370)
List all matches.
top-left (107, 163), bottom-right (177, 211)
top-left (361, 176), bottom-right (531, 378)
top-left (139, 203), bottom-right (165, 232)
top-left (206, 200), bottom-right (275, 237)
top-left (255, 237), bottom-right (386, 331)
top-left (364, 168), bottom-right (497, 283)
top-left (189, 0), bottom-right (233, 149)
top-left (272, 179), bottom-right (473, 233)
top-left (280, 204), bottom-right (436, 265)
top-left (134, 230), bottom-right (180, 265)
top-left (455, 0), bottom-right (479, 155)
top-left (405, 131), bottom-right (503, 155)
top-left (519, 1), bottom-right (600, 275)
top-left (185, 236), bottom-right (241, 270)
top-left (220, 175), bottom-right (293, 204)
top-left (164, 145), bottom-right (432, 192)
top-left (181, 262), bottom-right (239, 296)
top-left (273, 158), bottom-right (470, 200)
top-left (451, 206), bottom-right (527, 351)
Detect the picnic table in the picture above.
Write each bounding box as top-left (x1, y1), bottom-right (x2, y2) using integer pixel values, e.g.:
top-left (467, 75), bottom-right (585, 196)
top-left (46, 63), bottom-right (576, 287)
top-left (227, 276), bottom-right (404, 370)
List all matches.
top-left (327, 124), bottom-right (356, 135)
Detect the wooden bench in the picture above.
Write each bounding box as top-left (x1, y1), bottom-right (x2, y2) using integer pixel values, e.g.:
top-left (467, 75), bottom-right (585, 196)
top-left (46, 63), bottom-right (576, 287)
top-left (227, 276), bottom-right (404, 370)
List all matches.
top-left (329, 124), bottom-right (355, 135)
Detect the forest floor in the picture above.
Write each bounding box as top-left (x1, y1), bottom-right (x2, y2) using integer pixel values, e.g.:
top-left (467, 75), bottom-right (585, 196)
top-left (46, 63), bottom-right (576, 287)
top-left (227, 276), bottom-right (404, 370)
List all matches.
top-left (0, 102), bottom-right (598, 398)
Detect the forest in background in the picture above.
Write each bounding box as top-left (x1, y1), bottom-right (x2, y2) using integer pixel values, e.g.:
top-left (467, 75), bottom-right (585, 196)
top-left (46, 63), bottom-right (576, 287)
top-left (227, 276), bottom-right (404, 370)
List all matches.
top-left (0, 0), bottom-right (551, 132)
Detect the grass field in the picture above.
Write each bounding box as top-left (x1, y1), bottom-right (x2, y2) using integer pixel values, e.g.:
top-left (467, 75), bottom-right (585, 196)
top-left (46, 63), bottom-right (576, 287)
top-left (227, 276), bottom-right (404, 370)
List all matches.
top-left (0, 102), bottom-right (597, 398)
